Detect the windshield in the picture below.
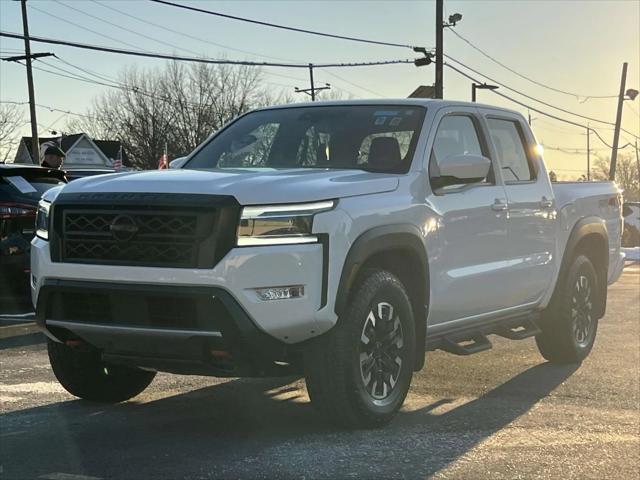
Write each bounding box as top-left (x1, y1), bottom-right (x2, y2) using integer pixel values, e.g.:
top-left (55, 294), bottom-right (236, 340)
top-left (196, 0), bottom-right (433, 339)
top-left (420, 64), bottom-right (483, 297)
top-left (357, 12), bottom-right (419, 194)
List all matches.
top-left (186, 105), bottom-right (426, 173)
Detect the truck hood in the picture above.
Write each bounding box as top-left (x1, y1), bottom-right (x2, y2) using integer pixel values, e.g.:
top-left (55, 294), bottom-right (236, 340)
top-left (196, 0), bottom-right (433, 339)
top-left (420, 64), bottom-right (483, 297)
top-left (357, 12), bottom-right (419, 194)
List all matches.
top-left (59, 168), bottom-right (399, 205)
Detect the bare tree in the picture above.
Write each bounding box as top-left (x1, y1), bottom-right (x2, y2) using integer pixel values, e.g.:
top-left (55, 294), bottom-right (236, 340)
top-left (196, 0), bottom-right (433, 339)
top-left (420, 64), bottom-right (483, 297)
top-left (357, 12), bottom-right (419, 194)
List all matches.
top-left (67, 61), bottom-right (289, 169)
top-left (0, 104), bottom-right (25, 163)
top-left (591, 153), bottom-right (639, 200)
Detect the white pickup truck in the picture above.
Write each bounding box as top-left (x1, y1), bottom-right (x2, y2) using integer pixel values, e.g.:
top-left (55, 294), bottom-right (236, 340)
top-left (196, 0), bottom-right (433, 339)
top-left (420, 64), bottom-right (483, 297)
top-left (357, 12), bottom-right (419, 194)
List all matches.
top-left (32, 100), bottom-right (625, 427)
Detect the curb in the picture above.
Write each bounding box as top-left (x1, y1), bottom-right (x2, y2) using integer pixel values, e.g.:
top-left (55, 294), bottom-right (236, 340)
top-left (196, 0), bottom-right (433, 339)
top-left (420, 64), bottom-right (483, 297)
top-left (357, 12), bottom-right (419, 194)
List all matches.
top-left (0, 321), bottom-right (39, 340)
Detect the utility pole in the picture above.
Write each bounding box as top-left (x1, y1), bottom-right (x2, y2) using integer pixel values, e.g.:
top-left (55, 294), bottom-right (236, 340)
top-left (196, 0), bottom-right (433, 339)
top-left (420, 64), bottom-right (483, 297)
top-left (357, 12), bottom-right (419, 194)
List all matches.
top-left (609, 62), bottom-right (628, 181)
top-left (587, 127), bottom-right (592, 181)
top-left (21, 0), bottom-right (40, 164)
top-left (294, 64), bottom-right (330, 101)
top-left (635, 139), bottom-right (639, 188)
top-left (435, 0), bottom-right (444, 99)
top-left (309, 63), bottom-right (315, 101)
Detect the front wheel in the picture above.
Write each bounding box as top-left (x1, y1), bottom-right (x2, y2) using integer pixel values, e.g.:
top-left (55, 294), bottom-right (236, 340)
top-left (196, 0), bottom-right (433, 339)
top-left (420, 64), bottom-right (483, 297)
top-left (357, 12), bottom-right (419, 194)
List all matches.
top-left (536, 254), bottom-right (600, 364)
top-left (48, 339), bottom-right (156, 402)
top-left (305, 269), bottom-right (415, 428)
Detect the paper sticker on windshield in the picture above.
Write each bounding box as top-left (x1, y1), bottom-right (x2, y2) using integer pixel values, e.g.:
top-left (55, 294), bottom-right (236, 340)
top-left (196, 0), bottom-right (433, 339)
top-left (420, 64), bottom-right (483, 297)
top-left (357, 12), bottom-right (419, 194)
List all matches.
top-left (374, 116), bottom-right (387, 125)
top-left (5, 176), bottom-right (37, 194)
top-left (390, 117), bottom-right (402, 126)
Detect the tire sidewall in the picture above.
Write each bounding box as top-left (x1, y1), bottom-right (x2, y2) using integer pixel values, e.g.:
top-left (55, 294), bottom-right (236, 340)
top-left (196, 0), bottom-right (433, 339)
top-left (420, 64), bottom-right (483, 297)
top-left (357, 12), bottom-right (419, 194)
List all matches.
top-left (560, 255), bottom-right (600, 360)
top-left (344, 272), bottom-right (416, 418)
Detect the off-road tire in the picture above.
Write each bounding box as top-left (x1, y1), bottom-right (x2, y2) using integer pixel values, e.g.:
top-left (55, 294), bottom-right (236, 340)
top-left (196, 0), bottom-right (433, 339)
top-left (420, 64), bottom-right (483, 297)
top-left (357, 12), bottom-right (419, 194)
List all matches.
top-left (536, 254), bottom-right (600, 364)
top-left (48, 339), bottom-right (156, 402)
top-left (305, 269), bottom-right (415, 428)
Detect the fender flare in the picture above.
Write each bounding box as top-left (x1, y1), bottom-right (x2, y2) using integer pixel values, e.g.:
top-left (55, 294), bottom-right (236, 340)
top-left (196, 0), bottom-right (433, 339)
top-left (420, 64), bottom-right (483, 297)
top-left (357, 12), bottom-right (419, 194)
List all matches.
top-left (335, 224), bottom-right (429, 370)
top-left (554, 216), bottom-right (609, 318)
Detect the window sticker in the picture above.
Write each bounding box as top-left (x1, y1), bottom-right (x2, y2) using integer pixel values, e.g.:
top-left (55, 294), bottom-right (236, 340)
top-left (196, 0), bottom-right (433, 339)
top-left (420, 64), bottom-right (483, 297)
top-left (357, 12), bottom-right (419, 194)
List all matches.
top-left (390, 117), bottom-right (402, 126)
top-left (5, 176), bottom-right (37, 194)
top-left (373, 110), bottom-right (400, 117)
top-left (374, 116), bottom-right (387, 125)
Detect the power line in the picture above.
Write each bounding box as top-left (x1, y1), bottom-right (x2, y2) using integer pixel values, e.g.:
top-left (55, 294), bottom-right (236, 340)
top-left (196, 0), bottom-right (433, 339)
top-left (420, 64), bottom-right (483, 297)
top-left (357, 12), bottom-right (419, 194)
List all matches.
top-left (445, 62), bottom-right (639, 146)
top-left (68, 0), bottom-right (340, 90)
top-left (542, 144), bottom-right (608, 154)
top-left (445, 55), bottom-right (618, 127)
top-left (0, 100), bottom-right (97, 119)
top-left (318, 69), bottom-right (384, 98)
top-left (0, 31), bottom-right (415, 69)
top-left (53, 0), bottom-right (203, 57)
top-left (447, 28), bottom-right (617, 100)
top-left (589, 128), bottom-right (632, 150)
top-left (445, 57), bottom-right (639, 141)
top-left (28, 4), bottom-right (149, 52)
top-left (53, 56), bottom-right (123, 85)
top-left (89, 0), bottom-right (300, 63)
top-left (149, 0), bottom-right (420, 50)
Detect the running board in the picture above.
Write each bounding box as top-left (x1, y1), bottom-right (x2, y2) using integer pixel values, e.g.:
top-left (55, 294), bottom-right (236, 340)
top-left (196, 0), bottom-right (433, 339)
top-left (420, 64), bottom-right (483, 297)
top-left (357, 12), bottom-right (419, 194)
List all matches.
top-left (426, 312), bottom-right (541, 356)
top-left (494, 318), bottom-right (541, 340)
top-left (440, 334), bottom-right (492, 355)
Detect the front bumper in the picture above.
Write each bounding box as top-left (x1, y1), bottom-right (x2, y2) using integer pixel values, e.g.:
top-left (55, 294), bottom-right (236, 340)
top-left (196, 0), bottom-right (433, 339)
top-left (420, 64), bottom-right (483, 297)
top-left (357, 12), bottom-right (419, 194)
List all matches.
top-left (35, 279), bottom-right (296, 376)
top-left (31, 236), bottom-right (335, 374)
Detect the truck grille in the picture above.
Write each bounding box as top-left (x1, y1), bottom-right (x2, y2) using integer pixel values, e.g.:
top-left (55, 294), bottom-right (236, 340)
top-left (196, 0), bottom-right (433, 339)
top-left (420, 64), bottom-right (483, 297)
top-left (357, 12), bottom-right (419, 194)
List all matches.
top-left (50, 193), bottom-right (240, 269)
top-left (62, 211), bottom-right (200, 267)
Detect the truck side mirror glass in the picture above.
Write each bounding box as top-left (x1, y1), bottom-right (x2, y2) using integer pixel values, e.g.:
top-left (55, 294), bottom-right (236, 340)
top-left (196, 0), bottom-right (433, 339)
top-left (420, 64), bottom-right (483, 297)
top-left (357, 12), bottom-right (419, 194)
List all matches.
top-left (169, 157), bottom-right (188, 169)
top-left (433, 153), bottom-right (491, 188)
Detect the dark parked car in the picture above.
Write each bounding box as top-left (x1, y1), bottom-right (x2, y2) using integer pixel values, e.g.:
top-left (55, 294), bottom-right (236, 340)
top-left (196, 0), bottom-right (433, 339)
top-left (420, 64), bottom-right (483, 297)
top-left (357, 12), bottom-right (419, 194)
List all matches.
top-left (63, 167), bottom-right (118, 182)
top-left (1, 164), bottom-right (66, 312)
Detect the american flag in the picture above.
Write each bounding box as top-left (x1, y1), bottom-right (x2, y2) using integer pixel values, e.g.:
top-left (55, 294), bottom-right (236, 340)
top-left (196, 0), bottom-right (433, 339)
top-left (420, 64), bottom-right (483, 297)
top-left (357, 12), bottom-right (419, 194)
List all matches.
top-left (113, 146), bottom-right (123, 172)
top-left (158, 143), bottom-right (168, 170)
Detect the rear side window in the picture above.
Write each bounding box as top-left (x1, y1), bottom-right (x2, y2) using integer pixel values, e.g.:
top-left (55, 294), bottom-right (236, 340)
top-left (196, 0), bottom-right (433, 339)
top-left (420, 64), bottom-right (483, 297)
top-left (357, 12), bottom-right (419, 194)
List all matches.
top-left (487, 118), bottom-right (534, 182)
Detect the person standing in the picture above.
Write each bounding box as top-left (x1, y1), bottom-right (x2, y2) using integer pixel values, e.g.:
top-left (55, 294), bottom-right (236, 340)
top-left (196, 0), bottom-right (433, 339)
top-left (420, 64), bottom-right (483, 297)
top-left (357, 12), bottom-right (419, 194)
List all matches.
top-left (39, 141), bottom-right (66, 169)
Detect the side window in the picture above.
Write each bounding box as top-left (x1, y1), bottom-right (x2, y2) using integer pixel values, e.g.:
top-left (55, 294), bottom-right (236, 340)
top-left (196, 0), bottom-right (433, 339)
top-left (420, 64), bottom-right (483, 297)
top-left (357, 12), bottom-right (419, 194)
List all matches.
top-left (487, 118), bottom-right (535, 182)
top-left (429, 115), bottom-right (488, 189)
top-left (218, 123), bottom-right (279, 168)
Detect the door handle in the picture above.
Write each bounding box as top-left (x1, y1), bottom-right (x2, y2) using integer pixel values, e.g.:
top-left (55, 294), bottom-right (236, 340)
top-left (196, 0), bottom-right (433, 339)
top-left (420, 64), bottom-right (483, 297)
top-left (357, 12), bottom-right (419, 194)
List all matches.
top-left (492, 200), bottom-right (509, 211)
top-left (540, 197), bottom-right (553, 208)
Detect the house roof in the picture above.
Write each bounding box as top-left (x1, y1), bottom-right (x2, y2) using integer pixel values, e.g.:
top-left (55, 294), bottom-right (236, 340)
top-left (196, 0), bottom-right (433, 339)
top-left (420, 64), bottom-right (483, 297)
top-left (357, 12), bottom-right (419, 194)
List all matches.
top-left (21, 134), bottom-right (131, 166)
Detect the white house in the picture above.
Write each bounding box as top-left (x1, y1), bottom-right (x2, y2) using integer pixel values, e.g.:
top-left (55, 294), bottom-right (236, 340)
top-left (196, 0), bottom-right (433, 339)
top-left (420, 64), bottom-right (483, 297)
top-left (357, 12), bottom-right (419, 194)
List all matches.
top-left (12, 133), bottom-right (129, 168)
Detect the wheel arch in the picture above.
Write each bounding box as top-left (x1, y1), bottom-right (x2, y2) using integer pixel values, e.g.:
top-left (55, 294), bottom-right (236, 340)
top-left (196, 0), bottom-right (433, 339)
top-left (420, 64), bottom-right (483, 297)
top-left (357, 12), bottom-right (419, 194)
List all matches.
top-left (335, 224), bottom-right (429, 371)
top-left (555, 217), bottom-right (609, 319)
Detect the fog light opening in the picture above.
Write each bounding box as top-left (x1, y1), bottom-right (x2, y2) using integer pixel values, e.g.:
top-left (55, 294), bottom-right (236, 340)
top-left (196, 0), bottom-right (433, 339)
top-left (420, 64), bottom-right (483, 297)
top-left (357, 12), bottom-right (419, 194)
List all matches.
top-left (254, 285), bottom-right (304, 301)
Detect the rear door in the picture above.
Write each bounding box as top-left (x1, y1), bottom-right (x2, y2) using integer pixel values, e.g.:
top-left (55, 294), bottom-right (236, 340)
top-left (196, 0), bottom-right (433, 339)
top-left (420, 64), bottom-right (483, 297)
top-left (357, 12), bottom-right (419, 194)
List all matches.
top-left (426, 106), bottom-right (513, 326)
top-left (481, 111), bottom-right (556, 306)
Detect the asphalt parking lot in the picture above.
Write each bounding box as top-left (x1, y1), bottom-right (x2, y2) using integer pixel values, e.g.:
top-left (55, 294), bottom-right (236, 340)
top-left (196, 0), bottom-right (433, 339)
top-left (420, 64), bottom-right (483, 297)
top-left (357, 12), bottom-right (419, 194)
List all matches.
top-left (1, 267), bottom-right (638, 480)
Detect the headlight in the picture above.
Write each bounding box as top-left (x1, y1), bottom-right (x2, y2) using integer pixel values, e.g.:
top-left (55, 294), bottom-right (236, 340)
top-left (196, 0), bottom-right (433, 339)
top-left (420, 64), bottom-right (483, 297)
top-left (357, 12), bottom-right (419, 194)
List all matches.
top-left (237, 200), bottom-right (335, 246)
top-left (35, 199), bottom-right (51, 240)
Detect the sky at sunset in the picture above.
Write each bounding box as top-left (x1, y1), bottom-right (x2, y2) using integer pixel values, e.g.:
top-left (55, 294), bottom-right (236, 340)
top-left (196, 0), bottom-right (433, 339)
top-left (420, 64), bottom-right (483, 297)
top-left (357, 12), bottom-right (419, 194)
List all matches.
top-left (1, 0), bottom-right (638, 178)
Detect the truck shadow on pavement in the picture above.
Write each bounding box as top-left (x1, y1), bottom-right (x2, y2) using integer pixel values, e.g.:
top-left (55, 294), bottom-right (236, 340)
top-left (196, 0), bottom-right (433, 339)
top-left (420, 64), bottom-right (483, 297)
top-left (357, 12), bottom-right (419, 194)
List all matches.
top-left (1, 362), bottom-right (578, 480)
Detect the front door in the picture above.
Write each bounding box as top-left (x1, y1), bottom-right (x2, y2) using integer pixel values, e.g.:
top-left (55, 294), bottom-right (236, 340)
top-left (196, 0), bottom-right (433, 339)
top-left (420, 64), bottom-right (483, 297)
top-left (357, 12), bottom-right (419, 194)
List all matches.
top-left (426, 108), bottom-right (512, 327)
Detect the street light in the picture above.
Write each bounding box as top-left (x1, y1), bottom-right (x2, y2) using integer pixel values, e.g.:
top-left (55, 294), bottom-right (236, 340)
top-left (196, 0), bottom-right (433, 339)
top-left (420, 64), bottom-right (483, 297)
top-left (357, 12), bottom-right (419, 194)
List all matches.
top-left (444, 13), bottom-right (463, 27)
top-left (625, 88), bottom-right (639, 101)
top-left (471, 82), bottom-right (499, 102)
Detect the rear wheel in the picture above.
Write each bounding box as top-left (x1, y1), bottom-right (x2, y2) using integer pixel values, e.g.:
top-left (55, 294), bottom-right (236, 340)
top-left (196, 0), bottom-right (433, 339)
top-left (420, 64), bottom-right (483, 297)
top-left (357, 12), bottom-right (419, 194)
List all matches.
top-left (305, 269), bottom-right (415, 428)
top-left (536, 254), bottom-right (600, 364)
top-left (48, 339), bottom-right (156, 402)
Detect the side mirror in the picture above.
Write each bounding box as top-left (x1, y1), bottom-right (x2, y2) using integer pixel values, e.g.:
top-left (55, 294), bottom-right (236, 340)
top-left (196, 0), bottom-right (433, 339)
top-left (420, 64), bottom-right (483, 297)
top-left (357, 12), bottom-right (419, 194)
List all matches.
top-left (433, 153), bottom-right (491, 188)
top-left (169, 157), bottom-right (188, 169)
